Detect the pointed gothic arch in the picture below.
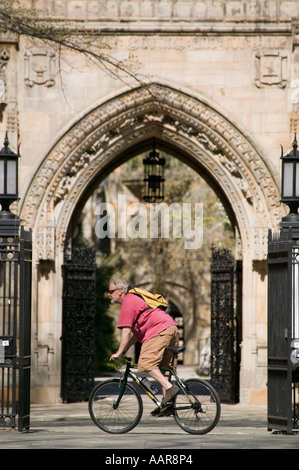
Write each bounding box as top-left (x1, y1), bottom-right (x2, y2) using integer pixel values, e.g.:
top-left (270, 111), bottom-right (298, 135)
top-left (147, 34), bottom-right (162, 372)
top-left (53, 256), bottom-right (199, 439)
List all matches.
top-left (21, 83), bottom-right (281, 404)
top-left (21, 82), bottom-right (280, 261)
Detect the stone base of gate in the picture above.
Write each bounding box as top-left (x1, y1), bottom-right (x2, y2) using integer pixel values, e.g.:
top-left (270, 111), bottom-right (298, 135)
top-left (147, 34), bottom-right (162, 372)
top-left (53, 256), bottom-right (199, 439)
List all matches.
top-left (239, 353), bottom-right (268, 405)
top-left (239, 387), bottom-right (267, 405)
top-left (31, 387), bottom-right (61, 404)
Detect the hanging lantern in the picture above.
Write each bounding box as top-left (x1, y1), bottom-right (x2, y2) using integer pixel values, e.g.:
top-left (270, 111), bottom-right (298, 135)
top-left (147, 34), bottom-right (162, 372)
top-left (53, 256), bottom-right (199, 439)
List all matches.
top-left (143, 145), bottom-right (165, 203)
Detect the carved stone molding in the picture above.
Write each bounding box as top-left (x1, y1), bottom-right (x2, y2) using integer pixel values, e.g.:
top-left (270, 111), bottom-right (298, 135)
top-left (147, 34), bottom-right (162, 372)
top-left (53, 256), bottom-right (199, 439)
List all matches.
top-left (0, 47), bottom-right (10, 105)
top-left (0, 31), bottom-right (18, 45)
top-left (34, 0), bottom-right (299, 24)
top-left (35, 224), bottom-right (55, 262)
top-left (0, 43), bottom-right (19, 148)
top-left (292, 18), bottom-right (299, 49)
top-left (20, 83), bottom-right (280, 261)
top-left (255, 50), bottom-right (288, 88)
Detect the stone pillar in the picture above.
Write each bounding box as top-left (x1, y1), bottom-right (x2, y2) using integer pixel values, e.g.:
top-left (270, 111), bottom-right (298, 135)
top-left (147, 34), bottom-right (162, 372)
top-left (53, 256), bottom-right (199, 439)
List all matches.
top-left (239, 250), bottom-right (268, 405)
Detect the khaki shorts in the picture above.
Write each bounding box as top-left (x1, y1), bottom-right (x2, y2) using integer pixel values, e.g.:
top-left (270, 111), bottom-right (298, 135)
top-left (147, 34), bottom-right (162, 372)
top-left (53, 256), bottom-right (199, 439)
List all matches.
top-left (138, 325), bottom-right (179, 373)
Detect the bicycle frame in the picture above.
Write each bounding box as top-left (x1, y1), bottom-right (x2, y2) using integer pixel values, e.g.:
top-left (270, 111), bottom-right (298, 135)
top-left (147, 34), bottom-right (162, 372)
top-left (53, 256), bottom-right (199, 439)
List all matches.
top-left (115, 356), bottom-right (194, 411)
top-left (89, 354), bottom-right (220, 435)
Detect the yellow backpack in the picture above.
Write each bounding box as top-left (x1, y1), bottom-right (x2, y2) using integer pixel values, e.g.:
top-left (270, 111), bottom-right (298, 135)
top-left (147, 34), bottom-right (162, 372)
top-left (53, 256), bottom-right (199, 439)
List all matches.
top-left (128, 287), bottom-right (168, 332)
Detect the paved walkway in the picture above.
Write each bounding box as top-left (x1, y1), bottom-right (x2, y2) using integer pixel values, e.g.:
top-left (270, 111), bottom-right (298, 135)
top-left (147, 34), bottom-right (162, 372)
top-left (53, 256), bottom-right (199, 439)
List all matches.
top-left (1, 367), bottom-right (299, 450)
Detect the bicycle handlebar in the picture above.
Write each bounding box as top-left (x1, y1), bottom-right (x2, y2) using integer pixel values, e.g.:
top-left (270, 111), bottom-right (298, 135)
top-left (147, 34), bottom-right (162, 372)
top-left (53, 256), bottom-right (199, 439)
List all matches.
top-left (109, 354), bottom-right (132, 362)
top-left (121, 354), bottom-right (132, 362)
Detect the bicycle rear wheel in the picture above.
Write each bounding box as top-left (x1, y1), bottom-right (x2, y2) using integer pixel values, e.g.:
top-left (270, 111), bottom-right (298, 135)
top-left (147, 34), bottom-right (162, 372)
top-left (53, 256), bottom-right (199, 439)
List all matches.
top-left (88, 379), bottom-right (143, 434)
top-left (174, 378), bottom-right (221, 434)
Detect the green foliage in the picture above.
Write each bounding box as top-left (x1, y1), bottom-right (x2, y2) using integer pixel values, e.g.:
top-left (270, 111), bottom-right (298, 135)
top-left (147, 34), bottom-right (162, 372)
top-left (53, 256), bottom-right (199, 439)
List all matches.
top-left (71, 219), bottom-right (124, 375)
top-left (106, 154), bottom-right (235, 325)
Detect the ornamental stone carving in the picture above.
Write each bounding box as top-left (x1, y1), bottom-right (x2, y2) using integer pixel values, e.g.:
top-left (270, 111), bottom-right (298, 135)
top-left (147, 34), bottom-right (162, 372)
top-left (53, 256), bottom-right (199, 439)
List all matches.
top-left (0, 48), bottom-right (10, 105)
top-left (32, 0), bottom-right (299, 23)
top-left (20, 83), bottom-right (280, 262)
top-left (255, 50), bottom-right (288, 88)
top-left (24, 49), bottom-right (56, 87)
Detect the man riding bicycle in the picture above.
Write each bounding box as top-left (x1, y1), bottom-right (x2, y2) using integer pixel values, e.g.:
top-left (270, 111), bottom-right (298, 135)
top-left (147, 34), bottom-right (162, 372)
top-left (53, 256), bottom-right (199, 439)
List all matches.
top-left (108, 279), bottom-right (180, 414)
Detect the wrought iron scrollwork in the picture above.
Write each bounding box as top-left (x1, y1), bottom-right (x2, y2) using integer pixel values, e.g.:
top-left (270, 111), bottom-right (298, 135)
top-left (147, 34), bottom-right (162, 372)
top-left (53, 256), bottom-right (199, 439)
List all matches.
top-left (61, 245), bottom-right (96, 402)
top-left (210, 246), bottom-right (240, 404)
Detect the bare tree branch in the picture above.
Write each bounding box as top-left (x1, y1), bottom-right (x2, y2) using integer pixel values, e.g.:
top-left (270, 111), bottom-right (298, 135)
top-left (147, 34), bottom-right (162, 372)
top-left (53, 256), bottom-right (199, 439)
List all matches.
top-left (0, 0), bottom-right (148, 87)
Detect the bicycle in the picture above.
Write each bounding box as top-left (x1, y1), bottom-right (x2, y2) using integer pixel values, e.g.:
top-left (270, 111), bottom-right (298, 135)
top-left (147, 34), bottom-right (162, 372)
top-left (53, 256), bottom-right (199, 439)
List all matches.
top-left (88, 345), bottom-right (221, 435)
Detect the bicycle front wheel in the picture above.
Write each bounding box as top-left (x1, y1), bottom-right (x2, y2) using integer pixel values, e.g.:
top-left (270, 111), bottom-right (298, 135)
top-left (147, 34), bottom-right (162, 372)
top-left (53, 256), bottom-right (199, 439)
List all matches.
top-left (174, 378), bottom-right (221, 435)
top-left (88, 379), bottom-right (143, 434)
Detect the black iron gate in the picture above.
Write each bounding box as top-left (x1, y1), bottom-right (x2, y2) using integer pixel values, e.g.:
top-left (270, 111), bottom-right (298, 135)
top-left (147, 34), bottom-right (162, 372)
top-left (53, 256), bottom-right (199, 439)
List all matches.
top-left (61, 245), bottom-right (96, 402)
top-left (0, 225), bottom-right (32, 431)
top-left (210, 246), bottom-right (241, 404)
top-left (267, 229), bottom-right (295, 433)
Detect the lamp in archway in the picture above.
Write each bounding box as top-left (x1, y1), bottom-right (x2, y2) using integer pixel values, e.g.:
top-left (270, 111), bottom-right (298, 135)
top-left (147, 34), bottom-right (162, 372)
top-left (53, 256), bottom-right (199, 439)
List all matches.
top-left (143, 143), bottom-right (165, 203)
top-left (0, 132), bottom-right (19, 220)
top-left (280, 134), bottom-right (299, 230)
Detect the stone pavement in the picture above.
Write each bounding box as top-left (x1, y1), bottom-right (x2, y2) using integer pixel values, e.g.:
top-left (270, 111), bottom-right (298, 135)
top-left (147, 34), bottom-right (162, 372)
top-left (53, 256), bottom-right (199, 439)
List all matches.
top-left (1, 367), bottom-right (299, 451)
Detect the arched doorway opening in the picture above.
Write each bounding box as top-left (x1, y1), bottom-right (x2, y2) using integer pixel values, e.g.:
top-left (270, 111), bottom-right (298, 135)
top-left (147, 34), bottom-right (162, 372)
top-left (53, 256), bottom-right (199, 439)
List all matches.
top-left (72, 149), bottom-right (235, 376)
top-left (20, 83), bottom-right (280, 404)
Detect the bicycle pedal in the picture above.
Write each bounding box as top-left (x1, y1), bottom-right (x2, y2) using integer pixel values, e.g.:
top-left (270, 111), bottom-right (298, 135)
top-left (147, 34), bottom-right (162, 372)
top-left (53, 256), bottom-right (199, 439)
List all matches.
top-left (155, 404), bottom-right (174, 417)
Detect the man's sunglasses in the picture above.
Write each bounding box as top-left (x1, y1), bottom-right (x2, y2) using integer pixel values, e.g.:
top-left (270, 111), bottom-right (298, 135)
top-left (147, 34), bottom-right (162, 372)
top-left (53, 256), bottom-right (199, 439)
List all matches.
top-left (108, 289), bottom-right (118, 294)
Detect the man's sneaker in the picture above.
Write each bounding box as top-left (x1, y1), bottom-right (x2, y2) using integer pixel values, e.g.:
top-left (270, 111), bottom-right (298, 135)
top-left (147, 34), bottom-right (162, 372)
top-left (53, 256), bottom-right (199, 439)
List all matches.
top-left (151, 405), bottom-right (174, 417)
top-left (161, 384), bottom-right (179, 407)
top-left (158, 404), bottom-right (174, 417)
top-left (151, 407), bottom-right (162, 416)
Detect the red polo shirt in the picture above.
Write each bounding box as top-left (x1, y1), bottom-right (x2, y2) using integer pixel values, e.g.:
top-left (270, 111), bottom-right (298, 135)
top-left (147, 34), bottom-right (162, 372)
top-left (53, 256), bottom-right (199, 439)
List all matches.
top-left (117, 293), bottom-right (177, 343)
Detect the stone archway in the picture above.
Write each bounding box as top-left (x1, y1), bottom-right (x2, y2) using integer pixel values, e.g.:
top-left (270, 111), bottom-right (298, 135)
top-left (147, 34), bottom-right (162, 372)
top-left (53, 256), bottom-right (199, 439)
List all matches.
top-left (21, 83), bottom-right (280, 404)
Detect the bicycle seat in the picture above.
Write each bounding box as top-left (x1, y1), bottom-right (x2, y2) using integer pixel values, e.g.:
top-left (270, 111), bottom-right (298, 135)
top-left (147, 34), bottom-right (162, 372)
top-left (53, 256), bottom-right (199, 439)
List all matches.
top-left (165, 346), bottom-right (186, 356)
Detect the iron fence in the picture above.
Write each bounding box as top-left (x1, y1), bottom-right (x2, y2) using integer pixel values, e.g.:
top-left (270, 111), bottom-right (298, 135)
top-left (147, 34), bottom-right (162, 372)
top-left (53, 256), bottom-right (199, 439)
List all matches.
top-left (0, 226), bottom-right (32, 431)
